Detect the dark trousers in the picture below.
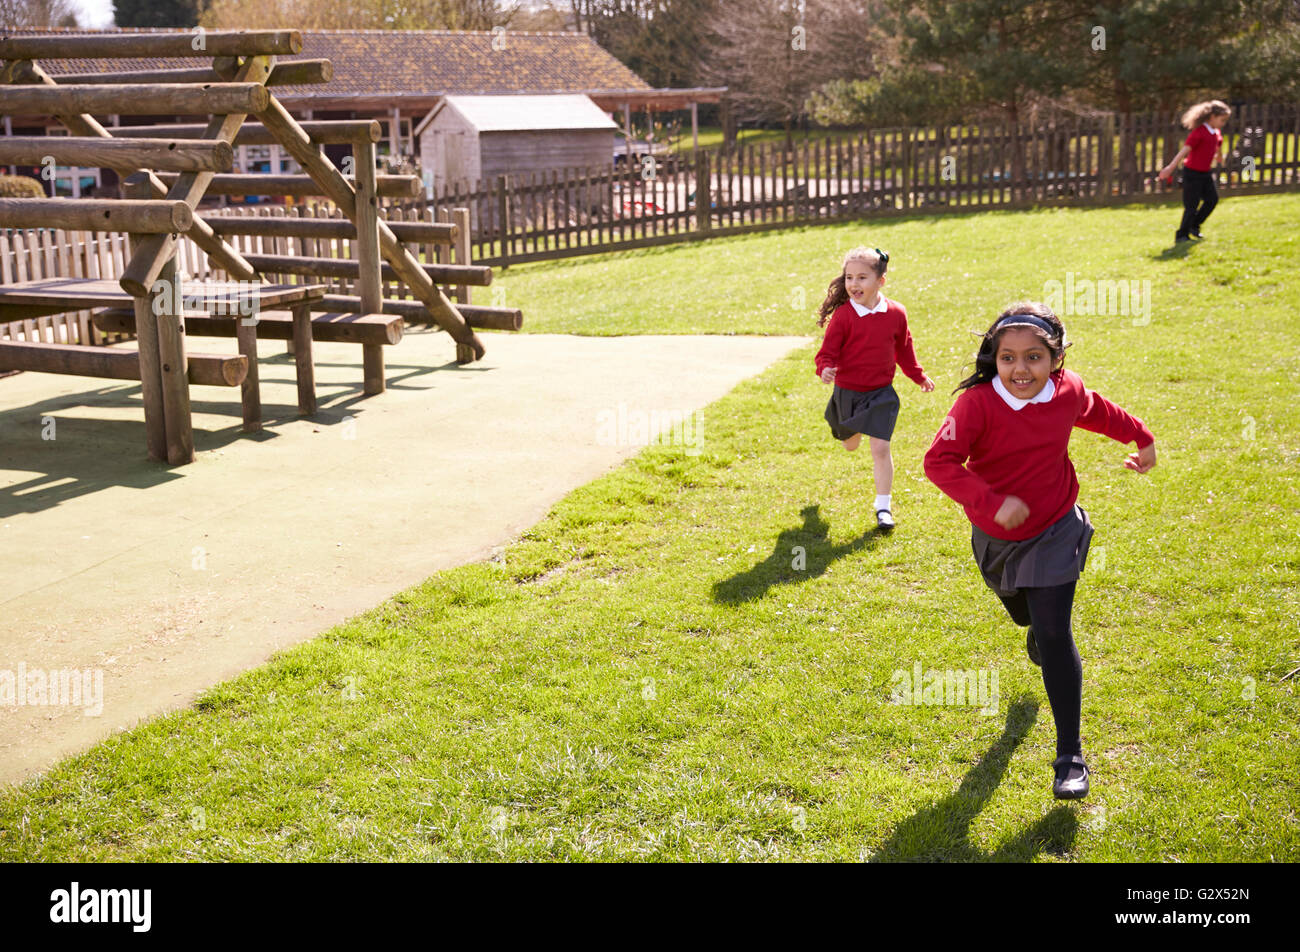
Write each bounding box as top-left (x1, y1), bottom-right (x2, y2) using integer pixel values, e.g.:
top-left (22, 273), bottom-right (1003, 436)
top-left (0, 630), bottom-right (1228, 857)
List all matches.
top-left (997, 581), bottom-right (1082, 759)
top-left (1177, 169), bottom-right (1218, 238)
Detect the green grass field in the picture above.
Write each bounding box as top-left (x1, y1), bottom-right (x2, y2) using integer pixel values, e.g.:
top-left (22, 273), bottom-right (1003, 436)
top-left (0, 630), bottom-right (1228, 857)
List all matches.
top-left (2, 194), bottom-right (1297, 861)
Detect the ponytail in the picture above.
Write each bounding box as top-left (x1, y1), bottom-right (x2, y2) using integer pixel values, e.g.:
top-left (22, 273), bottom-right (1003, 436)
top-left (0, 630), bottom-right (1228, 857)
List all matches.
top-left (817, 246), bottom-right (889, 327)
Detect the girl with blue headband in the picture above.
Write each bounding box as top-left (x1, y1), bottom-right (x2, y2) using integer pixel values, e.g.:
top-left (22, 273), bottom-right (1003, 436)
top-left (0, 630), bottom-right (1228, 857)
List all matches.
top-left (923, 302), bottom-right (1158, 799)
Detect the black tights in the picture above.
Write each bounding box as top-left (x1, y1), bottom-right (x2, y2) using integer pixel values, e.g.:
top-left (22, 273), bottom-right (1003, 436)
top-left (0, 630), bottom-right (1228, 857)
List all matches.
top-left (1177, 169), bottom-right (1218, 238)
top-left (997, 581), bottom-right (1082, 759)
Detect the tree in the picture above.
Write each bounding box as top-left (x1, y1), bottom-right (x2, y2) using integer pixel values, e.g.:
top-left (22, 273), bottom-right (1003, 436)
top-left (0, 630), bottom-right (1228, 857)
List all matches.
top-left (700, 0), bottom-right (884, 138)
top-left (572, 0), bottom-right (718, 89)
top-left (1, 0), bottom-right (80, 28)
top-left (114, 0), bottom-right (203, 27)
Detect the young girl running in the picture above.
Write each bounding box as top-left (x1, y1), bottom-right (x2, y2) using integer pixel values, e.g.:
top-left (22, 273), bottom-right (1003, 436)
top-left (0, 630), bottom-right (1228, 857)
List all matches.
top-left (816, 247), bottom-right (935, 531)
top-left (1159, 99), bottom-right (1231, 243)
top-left (923, 303), bottom-right (1157, 799)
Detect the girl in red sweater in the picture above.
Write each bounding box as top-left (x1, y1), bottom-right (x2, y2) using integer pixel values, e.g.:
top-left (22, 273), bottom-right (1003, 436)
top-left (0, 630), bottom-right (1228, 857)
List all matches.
top-left (1159, 99), bottom-right (1231, 243)
top-left (815, 247), bottom-right (935, 531)
top-left (923, 303), bottom-right (1157, 800)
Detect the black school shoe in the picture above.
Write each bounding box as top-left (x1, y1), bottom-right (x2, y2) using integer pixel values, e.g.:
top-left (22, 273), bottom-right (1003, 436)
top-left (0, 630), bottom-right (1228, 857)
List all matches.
top-left (1026, 627), bottom-right (1041, 666)
top-left (876, 509), bottom-right (895, 531)
top-left (1052, 754), bottom-right (1090, 800)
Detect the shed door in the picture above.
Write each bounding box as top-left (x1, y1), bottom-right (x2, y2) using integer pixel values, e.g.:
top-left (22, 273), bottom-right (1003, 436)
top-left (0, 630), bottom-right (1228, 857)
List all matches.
top-left (444, 131), bottom-right (470, 189)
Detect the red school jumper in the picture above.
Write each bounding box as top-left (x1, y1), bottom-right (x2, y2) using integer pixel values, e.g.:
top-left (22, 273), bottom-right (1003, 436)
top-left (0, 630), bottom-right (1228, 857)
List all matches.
top-left (815, 297), bottom-right (926, 390)
top-left (923, 368), bottom-right (1155, 541)
top-left (1183, 124), bottom-right (1222, 172)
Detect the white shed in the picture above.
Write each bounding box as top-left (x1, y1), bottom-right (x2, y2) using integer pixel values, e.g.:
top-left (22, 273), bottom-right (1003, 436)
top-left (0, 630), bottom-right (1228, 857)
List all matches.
top-left (415, 94), bottom-right (618, 194)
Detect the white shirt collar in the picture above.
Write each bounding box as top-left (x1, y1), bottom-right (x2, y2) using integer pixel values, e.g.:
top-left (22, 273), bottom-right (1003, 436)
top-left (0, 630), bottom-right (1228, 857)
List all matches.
top-left (849, 294), bottom-right (888, 316)
top-left (992, 375), bottom-right (1055, 410)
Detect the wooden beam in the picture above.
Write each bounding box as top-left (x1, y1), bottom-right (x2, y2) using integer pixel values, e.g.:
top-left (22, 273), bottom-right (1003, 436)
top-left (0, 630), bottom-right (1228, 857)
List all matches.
top-left (0, 31), bottom-right (302, 60)
top-left (52, 58), bottom-right (332, 88)
top-left (154, 254), bottom-right (196, 464)
top-left (154, 171), bottom-right (420, 197)
top-left (254, 94), bottom-right (485, 361)
top-left (109, 119), bottom-right (382, 145)
top-left (353, 138), bottom-right (385, 394)
top-left (0, 59), bottom-right (257, 284)
top-left (93, 308), bottom-right (403, 346)
top-left (205, 215), bottom-right (455, 243)
top-left (316, 294), bottom-right (523, 332)
top-left (124, 174), bottom-right (168, 462)
top-left (0, 198), bottom-right (193, 233)
top-left (121, 55), bottom-right (273, 298)
top-left (0, 340), bottom-right (246, 387)
top-left (239, 253), bottom-right (492, 286)
top-left (0, 83), bottom-right (271, 117)
top-left (0, 136), bottom-right (234, 173)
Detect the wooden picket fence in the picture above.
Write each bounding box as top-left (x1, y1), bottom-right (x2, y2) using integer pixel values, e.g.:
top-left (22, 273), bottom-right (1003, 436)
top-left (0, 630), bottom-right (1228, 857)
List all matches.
top-left (391, 102), bottom-right (1300, 266)
top-left (0, 203), bottom-right (474, 347)
top-left (0, 228), bottom-right (132, 346)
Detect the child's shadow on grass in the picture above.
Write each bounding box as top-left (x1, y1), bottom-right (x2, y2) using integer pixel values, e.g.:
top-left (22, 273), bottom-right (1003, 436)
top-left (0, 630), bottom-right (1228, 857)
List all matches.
top-left (868, 696), bottom-right (1080, 862)
top-left (1152, 241), bottom-right (1197, 261)
top-left (711, 504), bottom-right (882, 605)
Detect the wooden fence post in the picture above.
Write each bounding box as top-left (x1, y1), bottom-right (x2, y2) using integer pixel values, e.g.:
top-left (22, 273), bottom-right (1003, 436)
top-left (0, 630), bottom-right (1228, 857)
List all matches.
top-left (496, 174), bottom-right (511, 268)
top-left (453, 206), bottom-right (471, 305)
top-left (1096, 114), bottom-right (1112, 199)
top-left (696, 151), bottom-right (711, 235)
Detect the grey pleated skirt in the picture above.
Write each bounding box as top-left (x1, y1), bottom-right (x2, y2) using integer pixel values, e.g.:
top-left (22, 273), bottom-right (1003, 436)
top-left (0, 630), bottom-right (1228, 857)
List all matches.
top-left (971, 504), bottom-right (1094, 597)
top-left (824, 383), bottom-right (900, 441)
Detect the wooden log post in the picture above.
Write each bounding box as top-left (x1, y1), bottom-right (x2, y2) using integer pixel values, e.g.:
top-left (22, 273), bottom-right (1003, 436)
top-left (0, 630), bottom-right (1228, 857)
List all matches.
top-left (205, 216), bottom-right (454, 243)
top-left (0, 340), bottom-right (245, 386)
top-left (116, 119), bottom-right (382, 146)
top-left (0, 59), bottom-right (257, 284)
top-left (0, 198), bottom-right (192, 233)
top-left (0, 30), bottom-right (301, 59)
top-left (235, 254), bottom-right (490, 286)
top-left (353, 139), bottom-right (386, 393)
top-left (292, 301), bottom-right (316, 415)
top-left (254, 95), bottom-right (485, 362)
top-left (0, 136), bottom-right (234, 172)
top-left (453, 207), bottom-right (472, 305)
top-left (53, 58), bottom-right (332, 88)
top-left (0, 83), bottom-right (269, 117)
top-left (123, 174), bottom-right (168, 462)
top-left (234, 302), bottom-right (261, 431)
top-left (153, 172), bottom-right (420, 198)
top-left (153, 254), bottom-right (194, 464)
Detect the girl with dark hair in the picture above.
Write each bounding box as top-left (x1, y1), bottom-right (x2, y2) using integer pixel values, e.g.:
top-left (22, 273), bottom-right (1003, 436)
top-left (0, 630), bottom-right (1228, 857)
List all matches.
top-left (923, 303), bottom-right (1158, 799)
top-left (815, 246), bottom-right (935, 531)
top-left (1159, 99), bottom-right (1231, 242)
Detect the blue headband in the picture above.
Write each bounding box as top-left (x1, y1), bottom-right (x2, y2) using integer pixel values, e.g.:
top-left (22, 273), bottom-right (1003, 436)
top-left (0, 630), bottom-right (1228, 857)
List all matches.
top-left (994, 313), bottom-right (1057, 336)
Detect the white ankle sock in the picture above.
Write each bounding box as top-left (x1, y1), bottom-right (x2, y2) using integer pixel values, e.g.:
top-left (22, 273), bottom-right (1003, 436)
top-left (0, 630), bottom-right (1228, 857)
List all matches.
top-left (875, 494), bottom-right (891, 511)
